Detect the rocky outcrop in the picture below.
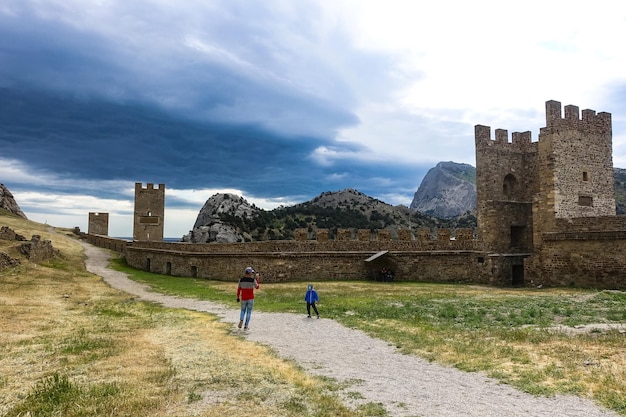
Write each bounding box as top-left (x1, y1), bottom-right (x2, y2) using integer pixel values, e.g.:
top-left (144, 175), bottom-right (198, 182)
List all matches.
top-left (1, 228), bottom-right (57, 264)
top-left (19, 235), bottom-right (59, 262)
top-left (0, 184), bottom-right (27, 219)
top-left (0, 252), bottom-right (20, 271)
top-left (410, 161), bottom-right (476, 218)
top-left (0, 226), bottom-right (26, 241)
top-left (181, 193), bottom-right (257, 243)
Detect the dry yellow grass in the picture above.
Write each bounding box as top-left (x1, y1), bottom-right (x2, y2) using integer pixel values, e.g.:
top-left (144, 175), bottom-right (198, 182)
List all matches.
top-left (0, 212), bottom-right (356, 417)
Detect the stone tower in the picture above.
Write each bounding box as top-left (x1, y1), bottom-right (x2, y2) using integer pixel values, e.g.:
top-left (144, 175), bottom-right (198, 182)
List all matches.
top-left (474, 126), bottom-right (538, 254)
top-left (133, 183), bottom-right (165, 241)
top-left (88, 212), bottom-right (109, 236)
top-left (533, 100), bottom-right (614, 239)
top-left (475, 99), bottom-right (616, 285)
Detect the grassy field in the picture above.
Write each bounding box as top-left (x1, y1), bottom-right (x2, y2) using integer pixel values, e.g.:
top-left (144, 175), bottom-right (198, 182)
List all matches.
top-left (110, 258), bottom-right (626, 416)
top-left (0, 211), bottom-right (378, 417)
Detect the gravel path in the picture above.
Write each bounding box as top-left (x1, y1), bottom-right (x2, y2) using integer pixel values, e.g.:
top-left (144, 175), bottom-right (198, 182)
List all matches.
top-left (80, 241), bottom-right (620, 417)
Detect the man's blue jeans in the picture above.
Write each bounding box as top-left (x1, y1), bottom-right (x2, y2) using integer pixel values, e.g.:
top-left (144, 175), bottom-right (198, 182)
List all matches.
top-left (240, 299), bottom-right (254, 328)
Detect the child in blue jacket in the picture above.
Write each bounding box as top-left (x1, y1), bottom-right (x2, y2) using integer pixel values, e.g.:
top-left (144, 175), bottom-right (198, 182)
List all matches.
top-left (304, 284), bottom-right (320, 318)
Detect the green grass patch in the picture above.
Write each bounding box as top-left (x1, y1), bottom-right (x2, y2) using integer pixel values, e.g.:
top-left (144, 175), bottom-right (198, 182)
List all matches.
top-left (3, 373), bottom-right (126, 417)
top-left (111, 256), bottom-right (626, 416)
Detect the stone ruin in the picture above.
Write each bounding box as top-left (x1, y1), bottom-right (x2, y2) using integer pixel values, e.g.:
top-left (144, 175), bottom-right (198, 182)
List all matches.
top-left (0, 226), bottom-right (59, 267)
top-left (19, 235), bottom-right (60, 262)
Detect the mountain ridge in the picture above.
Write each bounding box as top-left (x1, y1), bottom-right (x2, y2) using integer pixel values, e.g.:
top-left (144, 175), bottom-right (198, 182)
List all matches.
top-left (183, 187), bottom-right (477, 243)
top-left (183, 163), bottom-right (626, 243)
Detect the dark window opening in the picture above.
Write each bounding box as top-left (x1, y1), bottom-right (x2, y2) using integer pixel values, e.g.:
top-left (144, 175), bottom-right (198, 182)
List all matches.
top-left (166, 262), bottom-right (172, 275)
top-left (477, 257), bottom-right (485, 264)
top-left (503, 174), bottom-right (517, 198)
top-left (582, 171), bottom-right (589, 181)
top-left (510, 226), bottom-right (526, 250)
top-left (191, 265), bottom-right (198, 278)
top-left (578, 196), bottom-right (593, 206)
top-left (512, 265), bottom-right (524, 286)
top-left (146, 258), bottom-right (151, 272)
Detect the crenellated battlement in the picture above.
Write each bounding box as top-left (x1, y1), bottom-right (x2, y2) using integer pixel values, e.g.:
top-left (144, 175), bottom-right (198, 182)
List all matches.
top-left (135, 182), bottom-right (165, 192)
top-left (474, 125), bottom-right (536, 152)
top-left (544, 100), bottom-right (611, 133)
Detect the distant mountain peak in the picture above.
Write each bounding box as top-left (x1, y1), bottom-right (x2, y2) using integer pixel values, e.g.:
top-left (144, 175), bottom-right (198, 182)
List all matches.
top-left (410, 161), bottom-right (476, 218)
top-left (309, 188), bottom-right (382, 208)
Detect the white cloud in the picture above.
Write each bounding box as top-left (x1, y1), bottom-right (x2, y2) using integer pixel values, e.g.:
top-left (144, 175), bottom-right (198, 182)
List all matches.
top-left (325, 0), bottom-right (626, 165)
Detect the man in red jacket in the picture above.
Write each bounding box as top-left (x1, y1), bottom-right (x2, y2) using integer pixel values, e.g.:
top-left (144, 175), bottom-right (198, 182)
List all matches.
top-left (236, 267), bottom-right (260, 330)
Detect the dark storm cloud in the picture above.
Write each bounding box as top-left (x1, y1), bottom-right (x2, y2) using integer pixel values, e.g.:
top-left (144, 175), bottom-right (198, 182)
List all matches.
top-left (0, 87), bottom-right (361, 197)
top-left (0, 2), bottom-right (385, 201)
top-left (0, 7), bottom-right (360, 134)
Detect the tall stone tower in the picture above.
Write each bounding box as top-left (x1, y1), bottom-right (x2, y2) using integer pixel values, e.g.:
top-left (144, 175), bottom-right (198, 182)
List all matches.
top-left (133, 183), bottom-right (165, 241)
top-left (88, 212), bottom-right (109, 236)
top-left (474, 126), bottom-right (538, 254)
top-left (533, 100), bottom-right (615, 237)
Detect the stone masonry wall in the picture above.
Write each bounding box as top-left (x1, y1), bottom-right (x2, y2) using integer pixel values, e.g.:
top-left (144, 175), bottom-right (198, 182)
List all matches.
top-left (87, 231), bottom-right (494, 285)
top-left (526, 236), bottom-right (626, 289)
top-left (474, 125), bottom-right (538, 252)
top-left (540, 101), bottom-right (615, 219)
top-left (123, 245), bottom-right (490, 284)
top-left (88, 212), bottom-right (109, 236)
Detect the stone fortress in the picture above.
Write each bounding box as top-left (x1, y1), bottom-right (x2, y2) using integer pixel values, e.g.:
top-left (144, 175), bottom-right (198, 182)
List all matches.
top-left (85, 100), bottom-right (626, 290)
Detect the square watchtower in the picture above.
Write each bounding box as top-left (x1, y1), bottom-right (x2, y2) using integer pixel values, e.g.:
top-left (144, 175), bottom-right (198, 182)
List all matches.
top-left (474, 125), bottom-right (538, 254)
top-left (133, 183), bottom-right (165, 241)
top-left (88, 212), bottom-right (109, 236)
top-left (536, 100), bottom-right (615, 226)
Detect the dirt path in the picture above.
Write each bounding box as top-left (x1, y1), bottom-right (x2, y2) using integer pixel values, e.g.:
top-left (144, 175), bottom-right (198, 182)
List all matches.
top-left (80, 241), bottom-right (620, 417)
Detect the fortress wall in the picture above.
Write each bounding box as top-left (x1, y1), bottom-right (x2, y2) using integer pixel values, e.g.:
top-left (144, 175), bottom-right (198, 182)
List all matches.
top-left (127, 236), bottom-right (484, 253)
top-left (526, 237), bottom-right (626, 289)
top-left (553, 215), bottom-right (626, 233)
top-left (84, 233), bottom-right (493, 284)
top-left (86, 234), bottom-right (130, 253)
top-left (83, 219), bottom-right (626, 290)
top-left (124, 245), bottom-right (491, 284)
top-left (539, 101), bottom-right (615, 220)
top-left (133, 183), bottom-right (165, 241)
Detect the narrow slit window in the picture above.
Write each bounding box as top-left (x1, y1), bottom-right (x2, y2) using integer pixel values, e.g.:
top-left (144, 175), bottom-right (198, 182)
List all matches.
top-left (582, 171), bottom-right (589, 182)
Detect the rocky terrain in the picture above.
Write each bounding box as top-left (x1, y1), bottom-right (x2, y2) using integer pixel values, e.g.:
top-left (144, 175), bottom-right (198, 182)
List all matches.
top-left (179, 161), bottom-right (483, 243)
top-left (410, 161), bottom-right (476, 218)
top-left (181, 193), bottom-right (256, 243)
top-left (0, 184), bottom-right (27, 219)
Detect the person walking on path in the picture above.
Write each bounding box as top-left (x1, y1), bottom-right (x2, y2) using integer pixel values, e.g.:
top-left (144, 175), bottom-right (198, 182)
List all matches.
top-left (304, 284), bottom-right (320, 318)
top-left (236, 267), bottom-right (260, 330)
